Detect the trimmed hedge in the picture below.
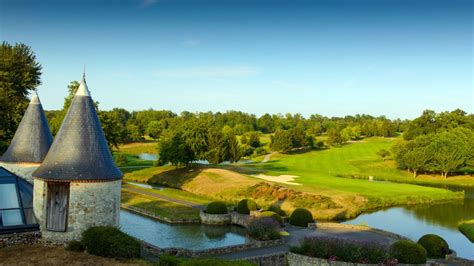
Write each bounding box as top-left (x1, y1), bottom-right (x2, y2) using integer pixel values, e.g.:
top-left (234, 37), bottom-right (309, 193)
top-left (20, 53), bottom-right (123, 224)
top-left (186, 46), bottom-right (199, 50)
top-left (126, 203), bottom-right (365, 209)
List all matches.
top-left (261, 211), bottom-right (283, 225)
top-left (267, 204), bottom-right (286, 216)
top-left (82, 226), bottom-right (141, 260)
top-left (206, 201), bottom-right (228, 214)
top-left (237, 199), bottom-right (258, 215)
top-left (417, 234), bottom-right (450, 258)
top-left (290, 236), bottom-right (390, 264)
top-left (289, 208), bottom-right (313, 227)
top-left (389, 240), bottom-right (427, 264)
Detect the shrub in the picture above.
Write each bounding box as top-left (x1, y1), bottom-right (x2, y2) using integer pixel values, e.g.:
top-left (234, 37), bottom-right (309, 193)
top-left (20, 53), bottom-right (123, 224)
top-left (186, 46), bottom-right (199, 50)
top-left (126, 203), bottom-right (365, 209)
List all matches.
top-left (159, 254), bottom-right (181, 266)
top-left (417, 234), bottom-right (450, 258)
top-left (289, 208), bottom-right (313, 227)
top-left (205, 201), bottom-right (228, 214)
top-left (247, 217), bottom-right (281, 241)
top-left (290, 236), bottom-right (389, 264)
top-left (82, 226), bottom-right (141, 260)
top-left (253, 147), bottom-right (266, 156)
top-left (389, 240), bottom-right (427, 264)
top-left (237, 199), bottom-right (258, 215)
top-left (267, 204), bottom-right (286, 216)
top-left (260, 211), bottom-right (283, 225)
top-left (65, 240), bottom-right (85, 252)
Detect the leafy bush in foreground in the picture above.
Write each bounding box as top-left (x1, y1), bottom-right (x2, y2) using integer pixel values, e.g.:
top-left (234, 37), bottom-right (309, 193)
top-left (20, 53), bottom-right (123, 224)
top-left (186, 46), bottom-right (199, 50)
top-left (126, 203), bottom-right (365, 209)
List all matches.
top-left (247, 217), bottom-right (281, 241)
top-left (82, 226), bottom-right (141, 260)
top-left (389, 240), bottom-right (427, 264)
top-left (237, 199), bottom-right (258, 214)
top-left (205, 201), bottom-right (228, 214)
top-left (289, 208), bottom-right (313, 227)
top-left (65, 240), bottom-right (85, 252)
top-left (290, 236), bottom-right (390, 264)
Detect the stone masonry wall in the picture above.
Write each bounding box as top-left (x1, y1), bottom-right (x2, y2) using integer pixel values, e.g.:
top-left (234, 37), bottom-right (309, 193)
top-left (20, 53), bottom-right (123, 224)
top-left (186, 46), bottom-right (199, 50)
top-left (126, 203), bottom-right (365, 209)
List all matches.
top-left (0, 162), bottom-right (39, 184)
top-left (34, 179), bottom-right (122, 242)
top-left (0, 231), bottom-right (41, 248)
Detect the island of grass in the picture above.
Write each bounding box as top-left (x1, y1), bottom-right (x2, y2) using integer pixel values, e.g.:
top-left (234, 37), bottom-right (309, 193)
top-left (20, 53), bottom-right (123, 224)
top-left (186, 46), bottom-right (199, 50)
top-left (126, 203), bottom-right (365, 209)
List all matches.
top-left (459, 220), bottom-right (474, 242)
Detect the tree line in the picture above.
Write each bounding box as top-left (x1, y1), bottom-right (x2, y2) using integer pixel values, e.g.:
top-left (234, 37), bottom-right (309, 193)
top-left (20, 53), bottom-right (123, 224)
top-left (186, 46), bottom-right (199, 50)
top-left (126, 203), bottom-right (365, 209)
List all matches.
top-left (391, 110), bottom-right (474, 178)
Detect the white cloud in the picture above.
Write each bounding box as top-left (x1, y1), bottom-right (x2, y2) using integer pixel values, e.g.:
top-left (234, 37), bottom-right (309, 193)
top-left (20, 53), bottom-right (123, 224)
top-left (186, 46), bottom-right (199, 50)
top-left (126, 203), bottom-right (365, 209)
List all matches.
top-left (181, 39), bottom-right (201, 47)
top-left (153, 66), bottom-right (261, 78)
top-left (271, 80), bottom-right (315, 90)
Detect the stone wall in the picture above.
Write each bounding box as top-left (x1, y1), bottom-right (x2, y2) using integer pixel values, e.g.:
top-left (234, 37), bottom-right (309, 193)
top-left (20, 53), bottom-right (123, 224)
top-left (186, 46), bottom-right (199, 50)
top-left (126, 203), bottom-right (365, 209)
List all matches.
top-left (199, 211), bottom-right (231, 225)
top-left (34, 179), bottom-right (122, 242)
top-left (124, 206), bottom-right (200, 224)
top-left (0, 162), bottom-right (39, 184)
top-left (0, 231), bottom-right (41, 248)
top-left (142, 238), bottom-right (284, 258)
top-left (231, 212), bottom-right (252, 228)
top-left (245, 252), bottom-right (287, 266)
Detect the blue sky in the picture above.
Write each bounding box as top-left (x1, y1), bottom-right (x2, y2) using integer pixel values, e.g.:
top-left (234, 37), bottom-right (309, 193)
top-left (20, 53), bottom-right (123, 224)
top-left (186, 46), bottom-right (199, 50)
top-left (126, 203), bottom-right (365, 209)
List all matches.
top-left (1, 0), bottom-right (472, 118)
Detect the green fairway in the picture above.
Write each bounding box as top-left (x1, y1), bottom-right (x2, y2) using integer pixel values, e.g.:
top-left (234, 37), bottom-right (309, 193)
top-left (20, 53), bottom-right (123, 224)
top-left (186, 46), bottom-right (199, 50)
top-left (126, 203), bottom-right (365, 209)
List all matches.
top-left (250, 137), bottom-right (464, 206)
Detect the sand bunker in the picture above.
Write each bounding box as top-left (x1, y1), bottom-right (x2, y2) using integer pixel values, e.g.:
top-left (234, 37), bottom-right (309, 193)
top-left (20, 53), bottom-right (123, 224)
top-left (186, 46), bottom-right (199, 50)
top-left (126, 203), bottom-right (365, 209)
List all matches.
top-left (252, 174), bottom-right (301, 186)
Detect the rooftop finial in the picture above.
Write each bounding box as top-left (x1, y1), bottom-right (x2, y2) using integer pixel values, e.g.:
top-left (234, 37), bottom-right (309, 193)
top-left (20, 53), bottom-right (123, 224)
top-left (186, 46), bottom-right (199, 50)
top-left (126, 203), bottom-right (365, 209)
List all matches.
top-left (83, 65), bottom-right (86, 79)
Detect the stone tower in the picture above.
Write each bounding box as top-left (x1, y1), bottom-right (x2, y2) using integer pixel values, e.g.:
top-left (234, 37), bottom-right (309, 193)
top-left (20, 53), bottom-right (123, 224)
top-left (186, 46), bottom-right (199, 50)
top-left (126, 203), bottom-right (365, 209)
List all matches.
top-left (32, 74), bottom-right (123, 241)
top-left (0, 91), bottom-right (53, 183)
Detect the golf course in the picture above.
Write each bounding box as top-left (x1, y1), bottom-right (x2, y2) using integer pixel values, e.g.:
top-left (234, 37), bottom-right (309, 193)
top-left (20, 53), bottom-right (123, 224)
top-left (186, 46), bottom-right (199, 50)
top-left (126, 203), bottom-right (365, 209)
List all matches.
top-left (120, 136), bottom-right (468, 221)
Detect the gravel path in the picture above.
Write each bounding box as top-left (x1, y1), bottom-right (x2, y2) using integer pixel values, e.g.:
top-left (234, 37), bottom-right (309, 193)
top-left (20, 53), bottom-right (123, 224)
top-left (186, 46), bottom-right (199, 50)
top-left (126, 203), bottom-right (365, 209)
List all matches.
top-left (261, 152), bottom-right (276, 163)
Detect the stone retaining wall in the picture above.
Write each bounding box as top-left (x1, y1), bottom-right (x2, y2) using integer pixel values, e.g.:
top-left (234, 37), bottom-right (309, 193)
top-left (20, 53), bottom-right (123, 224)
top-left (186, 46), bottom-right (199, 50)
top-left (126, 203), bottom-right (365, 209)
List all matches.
top-left (317, 222), bottom-right (408, 241)
top-left (142, 238), bottom-right (284, 258)
top-left (0, 231), bottom-right (41, 248)
top-left (231, 212), bottom-right (252, 228)
top-left (200, 211), bottom-right (231, 225)
top-left (245, 252), bottom-right (287, 266)
top-left (123, 206), bottom-right (201, 224)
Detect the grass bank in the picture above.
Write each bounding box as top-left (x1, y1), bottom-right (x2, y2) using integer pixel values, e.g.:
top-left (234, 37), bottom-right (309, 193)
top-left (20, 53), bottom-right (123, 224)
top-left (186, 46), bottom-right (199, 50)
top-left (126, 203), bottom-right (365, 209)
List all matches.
top-left (121, 190), bottom-right (200, 221)
top-left (459, 220), bottom-right (474, 242)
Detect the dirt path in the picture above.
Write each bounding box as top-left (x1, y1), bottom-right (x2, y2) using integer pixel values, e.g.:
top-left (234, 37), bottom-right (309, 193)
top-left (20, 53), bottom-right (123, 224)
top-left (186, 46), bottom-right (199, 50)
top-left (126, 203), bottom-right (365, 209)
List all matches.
top-left (261, 152), bottom-right (276, 163)
top-left (123, 185), bottom-right (206, 210)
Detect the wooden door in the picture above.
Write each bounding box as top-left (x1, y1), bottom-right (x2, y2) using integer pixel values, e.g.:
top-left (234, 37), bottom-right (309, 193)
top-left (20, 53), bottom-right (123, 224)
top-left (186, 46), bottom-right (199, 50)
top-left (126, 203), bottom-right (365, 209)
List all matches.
top-left (46, 183), bottom-right (69, 232)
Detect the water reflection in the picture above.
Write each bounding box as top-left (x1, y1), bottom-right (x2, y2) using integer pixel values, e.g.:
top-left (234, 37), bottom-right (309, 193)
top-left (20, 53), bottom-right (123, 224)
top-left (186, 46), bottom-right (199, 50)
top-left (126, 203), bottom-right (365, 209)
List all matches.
top-left (120, 210), bottom-right (247, 250)
top-left (345, 188), bottom-right (474, 259)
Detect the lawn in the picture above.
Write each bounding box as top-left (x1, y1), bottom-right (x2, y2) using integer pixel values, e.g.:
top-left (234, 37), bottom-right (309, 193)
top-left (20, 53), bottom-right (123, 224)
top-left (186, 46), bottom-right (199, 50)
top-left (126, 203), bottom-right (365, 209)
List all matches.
top-left (0, 244), bottom-right (149, 265)
top-left (123, 183), bottom-right (212, 205)
top-left (121, 190), bottom-right (200, 221)
top-left (459, 219), bottom-right (474, 242)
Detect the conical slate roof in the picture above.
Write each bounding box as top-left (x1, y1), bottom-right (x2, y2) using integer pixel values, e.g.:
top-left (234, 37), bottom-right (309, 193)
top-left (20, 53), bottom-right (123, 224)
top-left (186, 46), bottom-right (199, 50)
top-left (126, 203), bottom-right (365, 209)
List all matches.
top-left (33, 76), bottom-right (123, 182)
top-left (1, 92), bottom-right (53, 163)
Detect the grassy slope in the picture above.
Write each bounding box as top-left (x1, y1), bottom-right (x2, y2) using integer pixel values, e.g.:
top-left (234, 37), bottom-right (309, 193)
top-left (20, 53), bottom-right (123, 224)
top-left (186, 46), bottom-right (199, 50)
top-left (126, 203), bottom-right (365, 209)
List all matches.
top-left (459, 219), bottom-right (474, 242)
top-left (121, 190), bottom-right (200, 220)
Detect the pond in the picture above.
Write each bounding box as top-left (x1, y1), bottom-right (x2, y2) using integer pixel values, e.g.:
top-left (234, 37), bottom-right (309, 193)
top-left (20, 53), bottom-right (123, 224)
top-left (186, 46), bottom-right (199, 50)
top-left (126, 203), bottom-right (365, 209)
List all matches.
top-left (120, 210), bottom-right (247, 250)
top-left (344, 187), bottom-right (474, 259)
top-left (138, 153), bottom-right (158, 161)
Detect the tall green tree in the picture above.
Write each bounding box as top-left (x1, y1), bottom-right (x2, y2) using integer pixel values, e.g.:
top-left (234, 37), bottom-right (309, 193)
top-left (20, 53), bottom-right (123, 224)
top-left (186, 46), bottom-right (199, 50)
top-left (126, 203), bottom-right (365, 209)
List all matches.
top-left (0, 42), bottom-right (42, 152)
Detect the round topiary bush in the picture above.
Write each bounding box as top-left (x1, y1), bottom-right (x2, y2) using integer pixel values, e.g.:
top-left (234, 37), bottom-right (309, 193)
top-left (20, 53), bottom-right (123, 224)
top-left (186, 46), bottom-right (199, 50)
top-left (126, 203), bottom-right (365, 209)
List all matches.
top-left (82, 226), bottom-right (141, 260)
top-left (205, 201), bottom-right (228, 214)
top-left (389, 240), bottom-right (427, 264)
top-left (289, 208), bottom-right (313, 227)
top-left (237, 199), bottom-right (258, 215)
top-left (260, 211), bottom-right (283, 225)
top-left (417, 234), bottom-right (450, 258)
top-left (267, 204), bottom-right (286, 216)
